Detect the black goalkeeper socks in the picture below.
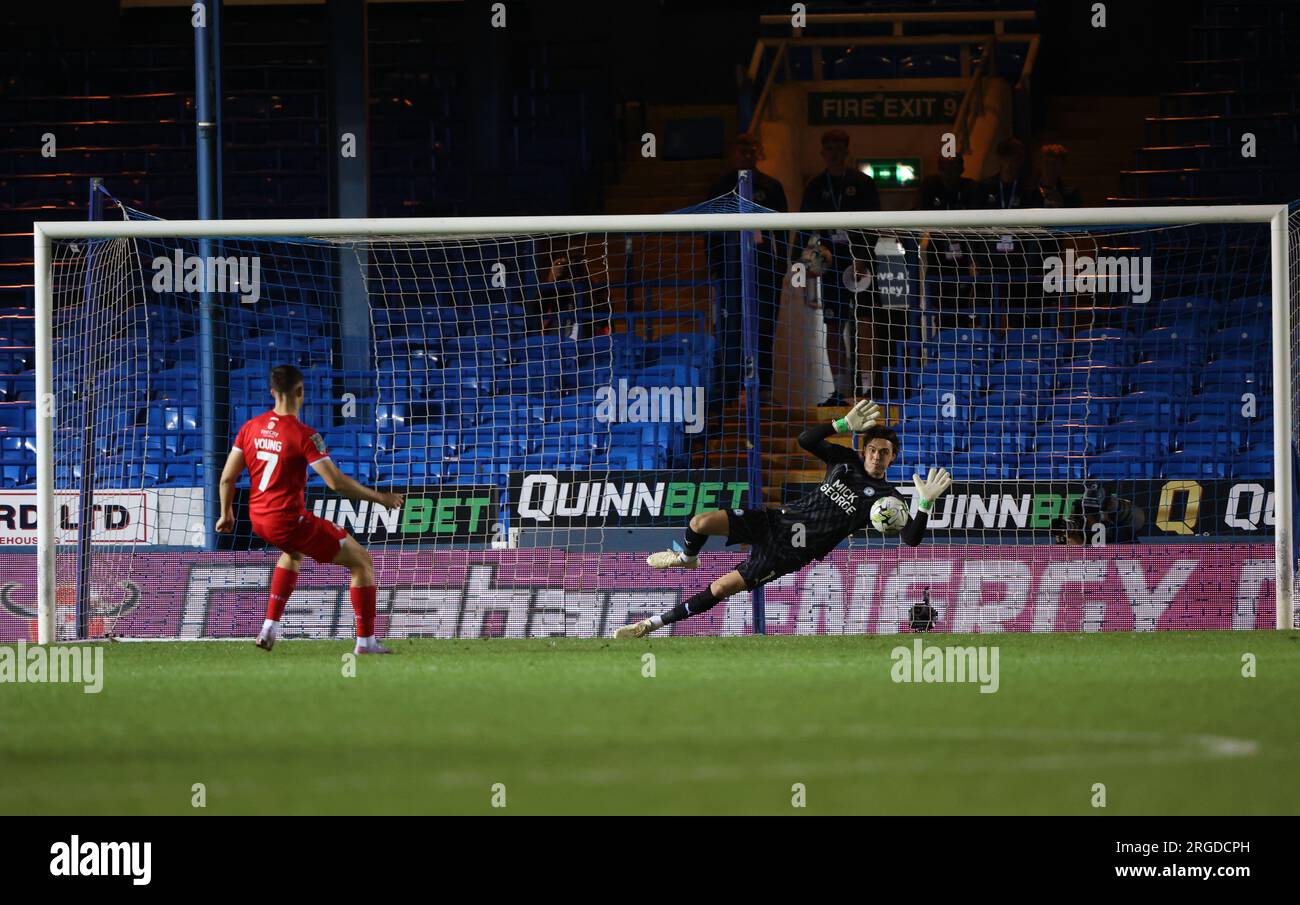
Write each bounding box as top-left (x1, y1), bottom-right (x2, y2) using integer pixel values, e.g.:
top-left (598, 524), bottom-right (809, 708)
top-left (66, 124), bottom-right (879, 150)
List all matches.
top-left (682, 525), bottom-right (707, 557)
top-left (657, 586), bottom-right (720, 626)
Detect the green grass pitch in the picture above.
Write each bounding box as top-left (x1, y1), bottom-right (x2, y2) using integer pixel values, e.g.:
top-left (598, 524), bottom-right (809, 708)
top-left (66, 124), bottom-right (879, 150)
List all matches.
top-left (2, 631), bottom-right (1297, 815)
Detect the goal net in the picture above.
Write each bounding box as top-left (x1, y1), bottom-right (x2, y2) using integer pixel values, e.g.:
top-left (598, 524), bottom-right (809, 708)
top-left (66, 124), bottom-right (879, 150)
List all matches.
top-left (16, 198), bottom-right (1298, 641)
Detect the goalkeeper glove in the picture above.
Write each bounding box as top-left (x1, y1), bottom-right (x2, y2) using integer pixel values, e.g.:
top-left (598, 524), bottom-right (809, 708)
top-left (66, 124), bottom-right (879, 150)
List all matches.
top-left (912, 467), bottom-right (953, 512)
top-left (833, 399), bottom-right (881, 434)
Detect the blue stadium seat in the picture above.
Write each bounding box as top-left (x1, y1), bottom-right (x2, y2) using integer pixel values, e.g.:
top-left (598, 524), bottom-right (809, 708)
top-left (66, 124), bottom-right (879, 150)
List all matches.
top-left (1242, 417), bottom-right (1273, 451)
top-left (1101, 420), bottom-right (1174, 457)
top-left (914, 369), bottom-right (982, 396)
top-left (1128, 361), bottom-right (1193, 398)
top-left (1037, 424), bottom-right (1100, 455)
top-left (610, 332), bottom-right (644, 369)
top-left (1045, 394), bottom-right (1115, 425)
top-left (1000, 328), bottom-right (1070, 366)
top-left (0, 404), bottom-right (27, 430)
top-left (1231, 449), bottom-right (1273, 480)
top-left (1199, 358), bottom-right (1268, 396)
top-left (924, 327), bottom-right (995, 366)
top-left (964, 433), bottom-right (1033, 456)
top-left (434, 366), bottom-right (492, 397)
top-left (1161, 295), bottom-right (1216, 318)
top-left (1162, 450), bottom-right (1228, 479)
top-left (1182, 391), bottom-right (1256, 423)
top-left (1058, 363), bottom-right (1126, 396)
top-left (607, 445), bottom-right (668, 470)
top-left (1017, 457), bottom-right (1086, 481)
top-left (643, 333), bottom-right (708, 364)
top-left (1224, 296), bottom-right (1268, 325)
top-left (375, 402), bottom-right (410, 430)
top-left (632, 359), bottom-right (692, 383)
top-left (1211, 323), bottom-right (1270, 360)
top-left (574, 334), bottom-right (615, 365)
top-left (899, 393), bottom-right (973, 435)
top-left (0, 464), bottom-right (30, 487)
top-left (946, 452), bottom-right (1015, 480)
top-left (497, 360), bottom-right (560, 396)
top-left (1174, 426), bottom-right (1239, 460)
top-left (1085, 449), bottom-right (1150, 478)
top-left (985, 359), bottom-right (1053, 394)
top-left (1113, 390), bottom-right (1180, 424)
top-left (916, 432), bottom-right (963, 457)
top-left (165, 462), bottom-right (199, 484)
top-left (1074, 328), bottom-right (1136, 366)
top-left (1140, 324), bottom-right (1207, 363)
top-left (972, 397), bottom-right (1039, 429)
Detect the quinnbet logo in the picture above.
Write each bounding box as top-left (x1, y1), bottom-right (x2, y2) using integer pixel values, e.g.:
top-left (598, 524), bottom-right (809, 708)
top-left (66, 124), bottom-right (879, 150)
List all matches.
top-left (309, 486), bottom-right (497, 542)
top-left (783, 481), bottom-right (1087, 533)
top-left (511, 471), bottom-right (749, 526)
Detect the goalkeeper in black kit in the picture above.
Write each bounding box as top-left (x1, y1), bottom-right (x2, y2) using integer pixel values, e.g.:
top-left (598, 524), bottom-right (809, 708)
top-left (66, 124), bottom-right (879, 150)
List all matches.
top-left (615, 400), bottom-right (953, 638)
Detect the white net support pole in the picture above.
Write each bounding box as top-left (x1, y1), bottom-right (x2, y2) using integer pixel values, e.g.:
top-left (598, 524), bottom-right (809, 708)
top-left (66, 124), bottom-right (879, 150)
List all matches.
top-left (1271, 206), bottom-right (1294, 631)
top-left (34, 225), bottom-right (56, 644)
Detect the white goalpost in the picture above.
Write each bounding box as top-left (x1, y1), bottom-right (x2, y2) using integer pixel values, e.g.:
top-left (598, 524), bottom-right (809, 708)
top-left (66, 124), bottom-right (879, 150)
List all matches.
top-left (31, 203), bottom-right (1296, 643)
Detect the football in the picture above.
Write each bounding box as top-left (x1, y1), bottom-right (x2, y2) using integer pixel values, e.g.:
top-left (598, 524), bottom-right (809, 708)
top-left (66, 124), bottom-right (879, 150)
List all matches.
top-left (869, 495), bottom-right (908, 535)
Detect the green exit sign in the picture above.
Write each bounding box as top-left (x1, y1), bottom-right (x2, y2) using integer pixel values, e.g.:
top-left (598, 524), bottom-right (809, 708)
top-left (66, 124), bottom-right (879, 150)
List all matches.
top-left (858, 158), bottom-right (920, 189)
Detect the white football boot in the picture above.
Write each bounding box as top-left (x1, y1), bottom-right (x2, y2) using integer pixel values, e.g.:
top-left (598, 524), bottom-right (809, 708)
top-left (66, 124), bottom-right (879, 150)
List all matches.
top-left (646, 541), bottom-right (698, 570)
top-left (614, 618), bottom-right (653, 640)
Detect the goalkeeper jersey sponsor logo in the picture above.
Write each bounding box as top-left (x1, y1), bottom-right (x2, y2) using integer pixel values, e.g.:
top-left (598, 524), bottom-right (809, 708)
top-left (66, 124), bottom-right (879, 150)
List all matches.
top-left (781, 463), bottom-right (889, 557)
top-left (819, 478), bottom-right (862, 514)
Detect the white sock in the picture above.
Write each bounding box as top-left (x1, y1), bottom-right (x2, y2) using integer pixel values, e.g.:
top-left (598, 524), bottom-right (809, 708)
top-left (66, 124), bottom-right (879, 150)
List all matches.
top-left (261, 619), bottom-right (279, 638)
top-left (648, 615), bottom-right (665, 629)
top-left (356, 634), bottom-right (375, 649)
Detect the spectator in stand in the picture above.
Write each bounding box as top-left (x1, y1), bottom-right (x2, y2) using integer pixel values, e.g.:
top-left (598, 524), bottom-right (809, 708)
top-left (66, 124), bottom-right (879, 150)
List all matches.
top-left (916, 153), bottom-right (978, 332)
top-left (977, 138), bottom-right (1044, 328)
top-left (1031, 143), bottom-right (1085, 331)
top-left (915, 153), bottom-right (978, 211)
top-left (530, 240), bottom-right (610, 339)
top-left (977, 138), bottom-right (1032, 210)
top-left (799, 128), bottom-right (880, 407)
top-left (706, 132), bottom-right (789, 403)
top-left (1033, 143), bottom-right (1084, 207)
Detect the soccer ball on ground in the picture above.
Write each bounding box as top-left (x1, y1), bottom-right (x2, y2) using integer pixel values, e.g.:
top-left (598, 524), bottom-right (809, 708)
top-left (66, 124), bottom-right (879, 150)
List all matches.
top-left (869, 495), bottom-right (908, 535)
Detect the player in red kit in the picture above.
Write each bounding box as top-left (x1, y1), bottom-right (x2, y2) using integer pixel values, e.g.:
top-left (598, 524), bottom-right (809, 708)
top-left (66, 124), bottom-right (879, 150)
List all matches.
top-left (215, 365), bottom-right (404, 654)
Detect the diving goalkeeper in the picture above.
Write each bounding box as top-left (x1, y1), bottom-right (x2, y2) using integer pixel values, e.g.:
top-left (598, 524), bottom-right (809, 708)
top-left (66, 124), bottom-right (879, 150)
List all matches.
top-left (614, 400), bottom-right (952, 638)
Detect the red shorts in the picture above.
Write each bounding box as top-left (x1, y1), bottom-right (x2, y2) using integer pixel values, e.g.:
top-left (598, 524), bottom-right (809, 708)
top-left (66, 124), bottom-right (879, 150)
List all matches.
top-left (253, 512), bottom-right (348, 564)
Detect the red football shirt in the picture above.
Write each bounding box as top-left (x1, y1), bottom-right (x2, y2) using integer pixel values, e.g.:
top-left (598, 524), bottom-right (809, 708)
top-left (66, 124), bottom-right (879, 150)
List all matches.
top-left (232, 411), bottom-right (330, 524)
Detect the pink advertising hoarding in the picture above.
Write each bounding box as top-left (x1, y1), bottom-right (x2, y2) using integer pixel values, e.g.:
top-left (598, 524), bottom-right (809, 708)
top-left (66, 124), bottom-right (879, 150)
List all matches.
top-left (0, 545), bottom-right (1277, 641)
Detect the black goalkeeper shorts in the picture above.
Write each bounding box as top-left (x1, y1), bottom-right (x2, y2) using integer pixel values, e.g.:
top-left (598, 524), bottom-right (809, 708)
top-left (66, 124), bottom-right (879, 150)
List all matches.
top-left (725, 508), bottom-right (812, 591)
